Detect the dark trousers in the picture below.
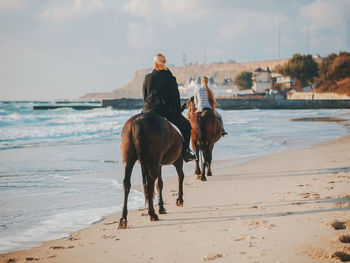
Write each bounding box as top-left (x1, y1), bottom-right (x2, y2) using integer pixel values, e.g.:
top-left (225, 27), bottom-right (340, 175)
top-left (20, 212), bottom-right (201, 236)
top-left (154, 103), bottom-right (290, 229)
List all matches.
top-left (169, 113), bottom-right (191, 151)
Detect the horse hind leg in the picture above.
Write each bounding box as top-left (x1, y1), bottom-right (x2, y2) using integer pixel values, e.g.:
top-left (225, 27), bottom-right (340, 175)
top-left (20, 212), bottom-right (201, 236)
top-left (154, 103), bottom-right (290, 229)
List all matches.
top-left (118, 159), bottom-right (136, 229)
top-left (142, 164), bottom-right (159, 222)
top-left (207, 162), bottom-right (212, 177)
top-left (200, 159), bottom-right (207, 181)
top-left (173, 157), bottom-right (184, 207)
top-left (157, 168), bottom-right (166, 214)
top-left (194, 148), bottom-right (201, 176)
top-left (207, 146), bottom-right (213, 177)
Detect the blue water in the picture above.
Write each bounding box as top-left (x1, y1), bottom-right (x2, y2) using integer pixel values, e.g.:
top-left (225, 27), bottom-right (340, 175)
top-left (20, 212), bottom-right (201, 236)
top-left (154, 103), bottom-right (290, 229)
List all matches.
top-left (0, 101), bottom-right (349, 253)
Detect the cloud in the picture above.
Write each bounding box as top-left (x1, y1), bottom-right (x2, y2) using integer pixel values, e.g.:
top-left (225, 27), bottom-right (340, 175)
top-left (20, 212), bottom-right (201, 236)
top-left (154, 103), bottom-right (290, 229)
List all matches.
top-left (127, 22), bottom-right (157, 49)
top-left (38, 0), bottom-right (104, 22)
top-left (0, 0), bottom-right (26, 10)
top-left (124, 0), bottom-right (205, 20)
top-left (124, 0), bottom-right (156, 18)
top-left (301, 0), bottom-right (350, 30)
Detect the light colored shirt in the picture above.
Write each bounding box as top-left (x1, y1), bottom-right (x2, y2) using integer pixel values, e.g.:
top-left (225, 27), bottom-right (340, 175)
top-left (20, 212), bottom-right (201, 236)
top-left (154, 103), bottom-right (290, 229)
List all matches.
top-left (194, 85), bottom-right (212, 112)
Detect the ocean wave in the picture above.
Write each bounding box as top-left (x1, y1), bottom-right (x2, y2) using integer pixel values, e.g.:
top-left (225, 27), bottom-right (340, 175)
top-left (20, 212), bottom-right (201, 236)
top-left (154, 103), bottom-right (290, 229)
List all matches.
top-left (0, 189), bottom-right (144, 253)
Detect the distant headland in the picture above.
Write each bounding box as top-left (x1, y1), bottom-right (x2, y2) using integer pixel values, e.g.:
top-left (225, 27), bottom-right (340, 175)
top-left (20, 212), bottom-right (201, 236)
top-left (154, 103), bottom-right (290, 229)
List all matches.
top-left (79, 59), bottom-right (288, 100)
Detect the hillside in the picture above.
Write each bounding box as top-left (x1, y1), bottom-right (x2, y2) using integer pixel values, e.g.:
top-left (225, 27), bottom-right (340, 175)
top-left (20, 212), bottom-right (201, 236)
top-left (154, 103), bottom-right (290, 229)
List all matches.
top-left (79, 59), bottom-right (288, 100)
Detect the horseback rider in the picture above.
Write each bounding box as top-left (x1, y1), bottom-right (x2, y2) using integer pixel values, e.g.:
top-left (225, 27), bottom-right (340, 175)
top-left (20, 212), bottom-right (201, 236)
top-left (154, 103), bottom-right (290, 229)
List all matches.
top-left (194, 76), bottom-right (227, 137)
top-left (142, 53), bottom-right (196, 162)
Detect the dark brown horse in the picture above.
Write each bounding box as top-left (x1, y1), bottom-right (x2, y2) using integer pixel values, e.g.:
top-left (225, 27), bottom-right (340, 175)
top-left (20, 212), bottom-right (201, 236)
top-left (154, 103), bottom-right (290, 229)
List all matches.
top-left (118, 112), bottom-right (185, 229)
top-left (186, 97), bottom-right (222, 181)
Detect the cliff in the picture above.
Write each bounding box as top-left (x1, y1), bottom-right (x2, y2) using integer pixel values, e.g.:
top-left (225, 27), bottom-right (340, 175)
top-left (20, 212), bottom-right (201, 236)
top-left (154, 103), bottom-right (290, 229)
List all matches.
top-left (79, 59), bottom-right (288, 100)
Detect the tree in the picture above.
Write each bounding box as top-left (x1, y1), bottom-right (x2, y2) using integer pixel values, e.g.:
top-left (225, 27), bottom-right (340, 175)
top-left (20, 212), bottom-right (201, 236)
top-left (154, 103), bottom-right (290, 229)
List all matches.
top-left (314, 52), bottom-right (350, 96)
top-left (274, 54), bottom-right (319, 90)
top-left (234, 71), bottom-right (253, 90)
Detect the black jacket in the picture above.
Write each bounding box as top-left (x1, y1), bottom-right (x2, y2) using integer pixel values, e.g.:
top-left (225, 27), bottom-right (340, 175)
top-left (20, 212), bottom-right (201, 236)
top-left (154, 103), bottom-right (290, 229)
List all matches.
top-left (142, 69), bottom-right (181, 121)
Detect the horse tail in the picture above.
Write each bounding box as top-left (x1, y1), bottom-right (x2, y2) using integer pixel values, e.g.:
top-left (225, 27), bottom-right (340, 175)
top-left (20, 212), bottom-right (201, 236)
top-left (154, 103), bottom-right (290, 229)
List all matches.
top-left (131, 118), bottom-right (143, 162)
top-left (196, 112), bottom-right (208, 163)
top-left (131, 119), bottom-right (149, 205)
top-left (197, 110), bottom-right (214, 164)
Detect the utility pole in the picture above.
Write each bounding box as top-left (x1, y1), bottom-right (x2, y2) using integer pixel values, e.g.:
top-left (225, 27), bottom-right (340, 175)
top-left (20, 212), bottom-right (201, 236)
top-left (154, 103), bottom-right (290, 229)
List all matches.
top-left (278, 14), bottom-right (281, 59)
top-left (182, 53), bottom-right (187, 66)
top-left (307, 25), bottom-right (310, 54)
top-left (347, 18), bottom-right (350, 52)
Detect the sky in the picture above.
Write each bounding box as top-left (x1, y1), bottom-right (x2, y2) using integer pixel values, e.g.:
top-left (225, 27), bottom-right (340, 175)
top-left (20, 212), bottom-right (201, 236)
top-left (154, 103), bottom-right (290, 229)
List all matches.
top-left (0, 0), bottom-right (349, 100)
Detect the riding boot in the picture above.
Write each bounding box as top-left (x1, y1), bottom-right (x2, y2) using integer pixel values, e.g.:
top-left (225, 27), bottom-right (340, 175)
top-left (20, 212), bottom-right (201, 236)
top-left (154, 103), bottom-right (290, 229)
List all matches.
top-left (183, 148), bottom-right (196, 162)
top-left (181, 124), bottom-right (196, 162)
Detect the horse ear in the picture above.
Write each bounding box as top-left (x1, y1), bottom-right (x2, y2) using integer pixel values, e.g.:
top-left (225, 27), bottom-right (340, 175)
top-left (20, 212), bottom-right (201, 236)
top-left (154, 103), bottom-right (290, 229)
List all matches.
top-left (190, 96), bottom-right (194, 102)
top-left (180, 102), bottom-right (187, 112)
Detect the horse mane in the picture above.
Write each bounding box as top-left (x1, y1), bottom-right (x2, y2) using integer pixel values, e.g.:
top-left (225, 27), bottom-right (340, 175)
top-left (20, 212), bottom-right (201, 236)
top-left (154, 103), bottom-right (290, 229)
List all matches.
top-left (186, 96), bottom-right (196, 119)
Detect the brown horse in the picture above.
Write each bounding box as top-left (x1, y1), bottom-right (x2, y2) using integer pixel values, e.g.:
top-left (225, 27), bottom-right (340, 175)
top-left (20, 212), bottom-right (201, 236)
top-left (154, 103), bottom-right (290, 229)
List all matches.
top-left (118, 112), bottom-right (185, 229)
top-left (186, 97), bottom-right (222, 181)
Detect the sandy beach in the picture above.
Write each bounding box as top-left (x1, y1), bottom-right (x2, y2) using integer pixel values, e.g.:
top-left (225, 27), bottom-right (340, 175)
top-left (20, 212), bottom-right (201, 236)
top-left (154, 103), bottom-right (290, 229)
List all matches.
top-left (1, 136), bottom-right (349, 263)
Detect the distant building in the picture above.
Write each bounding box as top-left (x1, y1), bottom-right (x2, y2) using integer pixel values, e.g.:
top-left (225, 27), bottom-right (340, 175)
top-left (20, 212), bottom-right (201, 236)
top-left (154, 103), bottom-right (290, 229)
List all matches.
top-left (252, 67), bottom-right (271, 93)
top-left (271, 73), bottom-right (293, 88)
top-left (179, 76), bottom-right (236, 98)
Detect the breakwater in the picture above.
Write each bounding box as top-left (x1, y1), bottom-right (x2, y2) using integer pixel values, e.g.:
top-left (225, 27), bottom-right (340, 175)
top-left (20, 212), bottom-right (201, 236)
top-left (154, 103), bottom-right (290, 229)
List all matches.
top-left (101, 98), bottom-right (350, 110)
top-left (33, 105), bottom-right (102, 110)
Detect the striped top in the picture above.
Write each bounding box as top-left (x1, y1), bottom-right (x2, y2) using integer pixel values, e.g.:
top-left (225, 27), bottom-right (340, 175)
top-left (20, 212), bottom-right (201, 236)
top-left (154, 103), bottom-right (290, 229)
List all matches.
top-left (194, 85), bottom-right (212, 112)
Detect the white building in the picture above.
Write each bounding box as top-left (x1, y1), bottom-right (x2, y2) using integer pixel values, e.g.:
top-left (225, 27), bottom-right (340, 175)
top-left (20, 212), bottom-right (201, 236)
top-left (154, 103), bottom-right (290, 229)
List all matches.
top-left (271, 73), bottom-right (293, 88)
top-left (252, 68), bottom-right (271, 93)
top-left (179, 78), bottom-right (236, 98)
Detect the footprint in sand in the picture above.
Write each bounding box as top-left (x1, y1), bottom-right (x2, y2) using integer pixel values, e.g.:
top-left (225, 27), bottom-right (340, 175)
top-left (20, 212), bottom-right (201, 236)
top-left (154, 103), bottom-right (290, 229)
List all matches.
top-left (291, 202), bottom-right (304, 205)
top-left (332, 251), bottom-right (350, 262)
top-left (203, 253), bottom-right (224, 261)
top-left (331, 221), bottom-right (347, 230)
top-left (101, 234), bottom-right (117, 239)
top-left (66, 236), bottom-right (80, 241)
top-left (233, 235), bottom-right (255, 241)
top-left (300, 192), bottom-right (311, 198)
top-left (25, 257), bottom-right (39, 261)
top-left (49, 246), bottom-right (74, 250)
top-left (340, 235), bottom-right (350, 243)
top-left (279, 212), bottom-right (293, 216)
top-left (334, 202), bottom-right (350, 208)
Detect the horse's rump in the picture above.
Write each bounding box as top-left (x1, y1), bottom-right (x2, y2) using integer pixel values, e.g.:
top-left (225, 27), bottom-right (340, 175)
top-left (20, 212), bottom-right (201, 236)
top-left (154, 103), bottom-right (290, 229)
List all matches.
top-left (124, 112), bottom-right (182, 167)
top-left (131, 113), bottom-right (169, 163)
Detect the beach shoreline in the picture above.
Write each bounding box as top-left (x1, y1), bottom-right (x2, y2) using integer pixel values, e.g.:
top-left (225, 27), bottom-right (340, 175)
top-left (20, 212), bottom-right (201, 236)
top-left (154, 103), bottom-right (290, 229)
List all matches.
top-left (1, 135), bottom-right (350, 263)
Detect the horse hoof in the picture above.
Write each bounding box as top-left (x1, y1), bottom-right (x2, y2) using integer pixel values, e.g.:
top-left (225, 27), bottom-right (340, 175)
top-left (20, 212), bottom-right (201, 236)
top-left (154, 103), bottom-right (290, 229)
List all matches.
top-left (118, 218), bottom-right (127, 229)
top-left (176, 199), bottom-right (183, 207)
top-left (207, 173), bottom-right (212, 177)
top-left (150, 214), bottom-right (159, 221)
top-left (159, 207), bottom-right (167, 214)
top-left (196, 175), bottom-right (201, 180)
top-left (201, 176), bottom-right (207, 181)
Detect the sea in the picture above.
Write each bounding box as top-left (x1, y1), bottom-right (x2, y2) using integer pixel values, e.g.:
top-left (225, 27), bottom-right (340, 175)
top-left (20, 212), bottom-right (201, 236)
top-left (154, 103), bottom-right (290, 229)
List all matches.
top-left (0, 101), bottom-right (349, 253)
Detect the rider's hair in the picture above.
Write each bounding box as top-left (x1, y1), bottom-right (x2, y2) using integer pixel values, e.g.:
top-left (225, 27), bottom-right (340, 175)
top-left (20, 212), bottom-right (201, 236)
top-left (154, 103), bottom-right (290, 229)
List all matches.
top-left (201, 76), bottom-right (216, 111)
top-left (153, 53), bottom-right (167, 70)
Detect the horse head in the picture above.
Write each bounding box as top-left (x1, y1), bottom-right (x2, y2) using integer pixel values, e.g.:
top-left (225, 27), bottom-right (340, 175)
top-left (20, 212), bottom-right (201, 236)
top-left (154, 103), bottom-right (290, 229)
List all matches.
top-left (185, 96), bottom-right (196, 120)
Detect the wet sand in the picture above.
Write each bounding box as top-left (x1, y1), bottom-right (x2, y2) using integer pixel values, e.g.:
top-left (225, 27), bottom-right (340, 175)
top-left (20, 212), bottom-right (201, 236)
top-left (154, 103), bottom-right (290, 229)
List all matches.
top-left (1, 136), bottom-right (350, 263)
